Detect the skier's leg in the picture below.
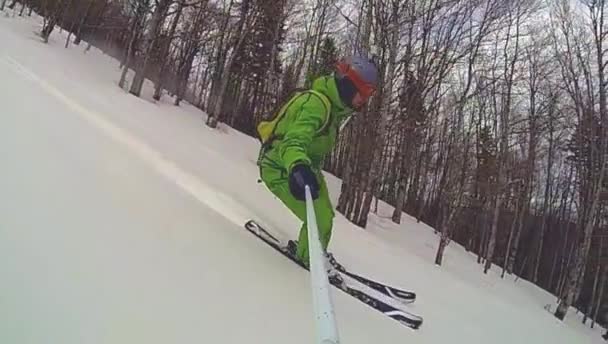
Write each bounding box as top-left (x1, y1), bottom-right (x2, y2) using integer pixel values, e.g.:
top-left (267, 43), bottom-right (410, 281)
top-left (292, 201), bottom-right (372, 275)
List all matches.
top-left (295, 175), bottom-right (334, 264)
top-left (260, 165), bottom-right (334, 266)
top-left (260, 163), bottom-right (307, 229)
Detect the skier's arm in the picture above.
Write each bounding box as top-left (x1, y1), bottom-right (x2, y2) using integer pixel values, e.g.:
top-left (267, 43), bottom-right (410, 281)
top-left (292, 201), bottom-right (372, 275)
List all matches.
top-left (278, 94), bottom-right (328, 172)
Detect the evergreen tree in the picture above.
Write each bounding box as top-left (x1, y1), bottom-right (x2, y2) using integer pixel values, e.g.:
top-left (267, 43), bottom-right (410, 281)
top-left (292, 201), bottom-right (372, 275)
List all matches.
top-left (305, 36), bottom-right (338, 86)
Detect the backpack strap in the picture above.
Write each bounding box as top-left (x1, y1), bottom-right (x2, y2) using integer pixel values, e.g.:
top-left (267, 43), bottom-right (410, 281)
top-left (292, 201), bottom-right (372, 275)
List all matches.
top-left (257, 90), bottom-right (304, 145)
top-left (306, 89), bottom-right (332, 136)
top-left (256, 89), bottom-right (333, 166)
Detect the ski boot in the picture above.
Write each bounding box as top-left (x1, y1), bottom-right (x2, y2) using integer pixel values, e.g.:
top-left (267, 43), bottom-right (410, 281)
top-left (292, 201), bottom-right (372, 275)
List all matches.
top-left (286, 240), bottom-right (346, 288)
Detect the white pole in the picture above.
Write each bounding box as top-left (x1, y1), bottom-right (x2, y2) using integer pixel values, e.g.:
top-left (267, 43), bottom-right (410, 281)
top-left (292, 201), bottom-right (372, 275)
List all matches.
top-left (305, 186), bottom-right (340, 344)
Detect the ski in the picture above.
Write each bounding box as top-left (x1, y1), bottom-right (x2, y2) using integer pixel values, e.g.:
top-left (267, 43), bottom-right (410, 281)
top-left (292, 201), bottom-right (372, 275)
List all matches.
top-left (326, 254), bottom-right (416, 304)
top-left (246, 221), bottom-right (416, 304)
top-left (244, 220), bottom-right (423, 330)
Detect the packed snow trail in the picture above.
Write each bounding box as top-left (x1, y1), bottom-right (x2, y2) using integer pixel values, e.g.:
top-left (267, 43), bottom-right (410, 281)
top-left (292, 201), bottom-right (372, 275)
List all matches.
top-left (0, 13), bottom-right (605, 344)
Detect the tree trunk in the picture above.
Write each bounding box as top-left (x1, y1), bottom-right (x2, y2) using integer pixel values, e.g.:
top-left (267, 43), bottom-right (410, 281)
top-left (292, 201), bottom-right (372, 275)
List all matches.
top-left (206, 3), bottom-right (253, 128)
top-left (507, 199), bottom-right (526, 274)
top-left (486, 1), bottom-right (522, 274)
top-left (118, 14), bottom-right (142, 89)
top-left (65, 0), bottom-right (95, 48)
top-left (258, 0), bottom-right (285, 120)
top-left (435, 204), bottom-right (459, 266)
top-left (478, 208), bottom-right (488, 264)
top-left (435, 222), bottom-right (449, 266)
top-left (293, 0), bottom-right (322, 83)
top-left (153, 0), bottom-right (184, 101)
top-left (557, 240), bottom-right (576, 299)
top-left (40, 0), bottom-right (63, 43)
top-left (130, 0), bottom-right (171, 97)
top-left (555, 200), bottom-right (603, 320)
top-left (353, 10), bottom-right (401, 227)
top-left (502, 197), bottom-right (521, 278)
top-left (584, 262), bottom-right (601, 324)
top-left (592, 265), bottom-right (608, 328)
top-left (549, 250), bottom-right (559, 291)
top-left (392, 110), bottom-right (419, 222)
top-left (534, 103), bottom-right (556, 283)
top-left (41, 17), bottom-right (57, 43)
top-left (484, 193), bottom-right (502, 274)
top-left (72, 0), bottom-right (98, 46)
top-left (174, 47), bottom-right (198, 106)
top-left (206, 50), bottom-right (241, 126)
top-left (196, 65), bottom-right (210, 108)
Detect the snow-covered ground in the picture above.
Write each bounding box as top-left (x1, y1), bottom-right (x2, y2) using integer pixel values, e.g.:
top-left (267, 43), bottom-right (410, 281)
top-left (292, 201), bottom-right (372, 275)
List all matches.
top-left (0, 11), bottom-right (601, 343)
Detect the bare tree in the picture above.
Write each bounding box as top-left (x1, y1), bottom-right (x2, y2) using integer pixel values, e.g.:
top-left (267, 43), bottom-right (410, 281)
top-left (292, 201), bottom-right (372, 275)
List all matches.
top-left (152, 0), bottom-right (185, 101)
top-left (484, 0), bottom-right (527, 274)
top-left (173, 2), bottom-right (208, 106)
top-left (41, 0), bottom-right (74, 43)
top-left (432, 0), bottom-right (502, 265)
top-left (129, 0), bottom-right (175, 96)
top-left (205, 0), bottom-right (259, 128)
top-left (64, 0), bottom-right (97, 48)
top-left (119, 0), bottom-right (150, 89)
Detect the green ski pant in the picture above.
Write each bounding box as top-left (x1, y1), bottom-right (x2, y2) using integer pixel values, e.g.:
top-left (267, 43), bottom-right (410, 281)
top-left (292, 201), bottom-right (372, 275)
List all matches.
top-left (260, 163), bottom-right (335, 266)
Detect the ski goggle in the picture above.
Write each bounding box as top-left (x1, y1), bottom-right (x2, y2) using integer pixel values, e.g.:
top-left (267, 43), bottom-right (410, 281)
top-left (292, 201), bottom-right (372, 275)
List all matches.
top-left (336, 61), bottom-right (377, 99)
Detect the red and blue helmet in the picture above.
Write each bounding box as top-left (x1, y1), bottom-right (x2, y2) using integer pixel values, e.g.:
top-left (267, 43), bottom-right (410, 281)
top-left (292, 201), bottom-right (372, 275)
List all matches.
top-left (335, 55), bottom-right (379, 110)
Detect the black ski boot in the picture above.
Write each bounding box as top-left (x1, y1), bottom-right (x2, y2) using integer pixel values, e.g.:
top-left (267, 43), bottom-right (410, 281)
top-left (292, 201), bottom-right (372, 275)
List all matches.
top-left (286, 240), bottom-right (299, 258)
top-left (286, 240), bottom-right (345, 287)
top-left (326, 255), bottom-right (346, 289)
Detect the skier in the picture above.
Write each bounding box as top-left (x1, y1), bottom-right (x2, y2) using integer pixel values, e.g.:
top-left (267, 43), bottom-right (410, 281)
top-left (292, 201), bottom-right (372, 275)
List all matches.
top-left (256, 55), bottom-right (379, 266)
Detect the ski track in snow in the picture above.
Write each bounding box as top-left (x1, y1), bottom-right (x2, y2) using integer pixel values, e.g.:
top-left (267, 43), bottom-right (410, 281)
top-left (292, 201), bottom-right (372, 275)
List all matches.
top-left (3, 54), bottom-right (252, 230)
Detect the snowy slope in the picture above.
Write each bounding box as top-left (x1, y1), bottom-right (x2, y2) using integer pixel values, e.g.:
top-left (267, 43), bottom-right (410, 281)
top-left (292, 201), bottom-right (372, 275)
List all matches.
top-left (0, 12), bottom-right (602, 343)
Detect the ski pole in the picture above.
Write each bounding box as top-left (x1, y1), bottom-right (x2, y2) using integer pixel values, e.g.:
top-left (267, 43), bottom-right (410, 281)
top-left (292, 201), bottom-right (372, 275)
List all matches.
top-left (304, 185), bottom-right (340, 344)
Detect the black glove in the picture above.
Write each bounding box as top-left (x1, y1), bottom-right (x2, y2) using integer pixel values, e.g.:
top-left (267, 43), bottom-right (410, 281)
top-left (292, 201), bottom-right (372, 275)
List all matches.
top-left (289, 164), bottom-right (320, 201)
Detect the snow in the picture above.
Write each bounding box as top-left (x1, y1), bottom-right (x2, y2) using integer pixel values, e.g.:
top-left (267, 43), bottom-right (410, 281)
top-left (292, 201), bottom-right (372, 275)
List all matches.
top-left (0, 12), bottom-right (602, 343)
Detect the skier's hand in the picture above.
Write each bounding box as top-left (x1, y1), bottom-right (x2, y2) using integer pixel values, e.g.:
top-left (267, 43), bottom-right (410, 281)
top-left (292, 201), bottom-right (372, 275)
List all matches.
top-left (289, 164), bottom-right (320, 201)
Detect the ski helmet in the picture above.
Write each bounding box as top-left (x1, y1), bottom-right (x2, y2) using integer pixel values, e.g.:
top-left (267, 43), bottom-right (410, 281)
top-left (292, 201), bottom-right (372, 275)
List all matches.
top-left (335, 55), bottom-right (379, 109)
